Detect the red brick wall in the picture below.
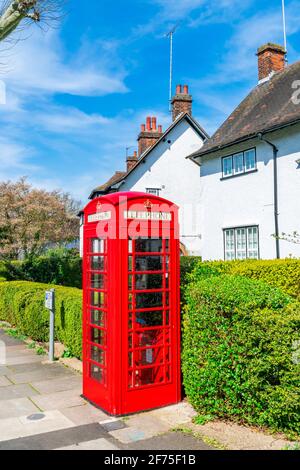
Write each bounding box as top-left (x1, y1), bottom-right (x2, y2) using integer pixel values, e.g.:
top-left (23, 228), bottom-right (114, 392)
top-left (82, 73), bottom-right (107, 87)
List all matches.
top-left (257, 44), bottom-right (286, 81)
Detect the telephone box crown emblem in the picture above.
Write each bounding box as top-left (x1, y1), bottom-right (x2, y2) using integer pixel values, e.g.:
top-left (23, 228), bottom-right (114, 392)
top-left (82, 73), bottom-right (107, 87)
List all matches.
top-left (96, 202), bottom-right (102, 212)
top-left (144, 199), bottom-right (153, 210)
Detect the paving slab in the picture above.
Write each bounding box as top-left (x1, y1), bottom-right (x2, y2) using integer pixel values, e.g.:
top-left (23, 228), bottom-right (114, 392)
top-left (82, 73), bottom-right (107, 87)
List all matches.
top-left (0, 332), bottom-right (23, 346)
top-left (102, 420), bottom-right (127, 432)
top-left (109, 427), bottom-right (149, 444)
top-left (4, 347), bottom-right (39, 356)
top-left (5, 346), bottom-right (39, 355)
top-left (0, 383), bottom-right (39, 401)
top-left (6, 366), bottom-right (75, 384)
top-left (0, 410), bottom-right (75, 442)
top-left (0, 397), bottom-right (40, 419)
top-left (7, 361), bottom-right (53, 374)
top-left (109, 402), bottom-right (198, 444)
top-left (0, 366), bottom-right (11, 376)
top-left (30, 388), bottom-right (84, 411)
top-left (110, 414), bottom-right (170, 443)
top-left (57, 437), bottom-right (120, 450)
top-left (0, 422), bottom-right (109, 450)
top-left (32, 375), bottom-right (82, 394)
top-left (0, 376), bottom-right (12, 387)
top-left (59, 357), bottom-right (83, 374)
top-left (60, 403), bottom-right (108, 426)
top-left (5, 355), bottom-right (45, 366)
top-left (125, 431), bottom-right (213, 450)
top-left (150, 402), bottom-right (197, 427)
top-left (3, 345), bottom-right (30, 352)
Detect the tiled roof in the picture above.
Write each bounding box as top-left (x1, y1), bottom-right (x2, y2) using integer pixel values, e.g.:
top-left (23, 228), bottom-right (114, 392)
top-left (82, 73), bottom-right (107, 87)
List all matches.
top-left (90, 171), bottom-right (127, 196)
top-left (190, 60), bottom-right (300, 159)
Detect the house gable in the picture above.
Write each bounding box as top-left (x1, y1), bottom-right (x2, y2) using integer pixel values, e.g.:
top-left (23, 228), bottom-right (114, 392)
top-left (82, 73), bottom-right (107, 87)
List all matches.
top-left (89, 113), bottom-right (208, 199)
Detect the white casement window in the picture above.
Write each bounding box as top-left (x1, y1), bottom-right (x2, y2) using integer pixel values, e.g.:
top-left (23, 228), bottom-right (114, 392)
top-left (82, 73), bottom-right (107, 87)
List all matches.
top-left (233, 153), bottom-right (244, 175)
top-left (244, 149), bottom-right (256, 171)
top-left (224, 226), bottom-right (259, 260)
top-left (146, 188), bottom-right (160, 196)
top-left (235, 228), bottom-right (247, 259)
top-left (222, 148), bottom-right (256, 178)
top-left (247, 226), bottom-right (259, 259)
top-left (224, 229), bottom-right (235, 260)
top-left (223, 156), bottom-right (233, 177)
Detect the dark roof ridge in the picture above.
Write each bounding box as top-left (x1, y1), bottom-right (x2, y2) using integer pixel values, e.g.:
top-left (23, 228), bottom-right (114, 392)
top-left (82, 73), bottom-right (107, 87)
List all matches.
top-left (189, 59), bottom-right (300, 160)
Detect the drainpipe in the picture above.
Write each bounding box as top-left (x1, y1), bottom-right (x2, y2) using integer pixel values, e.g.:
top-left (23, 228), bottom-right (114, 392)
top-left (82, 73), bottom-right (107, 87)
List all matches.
top-left (257, 133), bottom-right (280, 259)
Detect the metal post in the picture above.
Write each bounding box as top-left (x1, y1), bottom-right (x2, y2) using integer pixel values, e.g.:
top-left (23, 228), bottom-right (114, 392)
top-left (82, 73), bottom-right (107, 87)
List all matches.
top-left (166, 23), bottom-right (180, 113)
top-left (48, 289), bottom-right (55, 362)
top-left (282, 0), bottom-right (287, 54)
top-left (169, 31), bottom-right (173, 112)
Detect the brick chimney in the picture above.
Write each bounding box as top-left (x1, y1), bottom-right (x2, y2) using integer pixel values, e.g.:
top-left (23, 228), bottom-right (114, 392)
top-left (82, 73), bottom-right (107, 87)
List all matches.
top-left (171, 84), bottom-right (192, 121)
top-left (257, 43), bottom-right (286, 82)
top-left (138, 116), bottom-right (163, 156)
top-left (126, 151), bottom-right (138, 172)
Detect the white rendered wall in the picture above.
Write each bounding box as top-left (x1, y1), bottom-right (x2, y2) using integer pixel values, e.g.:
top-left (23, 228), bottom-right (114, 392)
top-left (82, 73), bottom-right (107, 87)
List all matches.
top-left (199, 124), bottom-right (300, 261)
top-left (121, 119), bottom-right (205, 256)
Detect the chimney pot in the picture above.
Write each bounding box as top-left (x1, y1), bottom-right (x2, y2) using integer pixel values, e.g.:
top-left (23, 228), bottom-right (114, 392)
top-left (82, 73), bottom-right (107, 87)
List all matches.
top-left (126, 150), bottom-right (138, 172)
top-left (141, 124), bottom-right (145, 132)
top-left (171, 84), bottom-right (193, 121)
top-left (257, 43), bottom-right (286, 82)
top-left (138, 117), bottom-right (163, 156)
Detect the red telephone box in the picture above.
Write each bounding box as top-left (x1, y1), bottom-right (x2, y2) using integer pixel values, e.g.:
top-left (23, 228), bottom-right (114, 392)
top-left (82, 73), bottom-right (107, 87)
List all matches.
top-left (82, 192), bottom-right (181, 416)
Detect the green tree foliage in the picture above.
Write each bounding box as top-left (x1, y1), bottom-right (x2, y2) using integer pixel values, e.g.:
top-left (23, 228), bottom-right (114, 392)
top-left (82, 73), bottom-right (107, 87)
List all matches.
top-left (0, 178), bottom-right (80, 260)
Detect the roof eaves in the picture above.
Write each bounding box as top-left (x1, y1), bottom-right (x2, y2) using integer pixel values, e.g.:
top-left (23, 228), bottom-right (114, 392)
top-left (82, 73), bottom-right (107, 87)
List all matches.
top-left (189, 118), bottom-right (300, 161)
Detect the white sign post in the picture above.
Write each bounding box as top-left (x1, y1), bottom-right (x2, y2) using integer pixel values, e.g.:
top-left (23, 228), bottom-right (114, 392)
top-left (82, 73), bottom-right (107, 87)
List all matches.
top-left (45, 289), bottom-right (55, 362)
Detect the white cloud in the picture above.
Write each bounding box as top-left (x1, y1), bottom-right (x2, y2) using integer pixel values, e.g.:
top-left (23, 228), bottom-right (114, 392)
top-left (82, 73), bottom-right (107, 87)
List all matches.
top-left (34, 106), bottom-right (111, 133)
top-left (0, 93), bottom-right (172, 203)
top-left (0, 29), bottom-right (128, 97)
top-left (134, 0), bottom-right (253, 36)
top-left (189, 2), bottom-right (300, 109)
top-left (0, 137), bottom-right (40, 185)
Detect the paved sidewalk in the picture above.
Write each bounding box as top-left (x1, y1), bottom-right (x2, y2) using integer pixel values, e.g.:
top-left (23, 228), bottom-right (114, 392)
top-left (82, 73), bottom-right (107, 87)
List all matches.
top-left (0, 329), bottom-right (211, 451)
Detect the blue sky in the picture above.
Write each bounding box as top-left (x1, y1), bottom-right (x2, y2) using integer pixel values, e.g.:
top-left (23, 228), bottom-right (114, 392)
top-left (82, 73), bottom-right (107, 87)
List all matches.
top-left (1, 0), bottom-right (300, 204)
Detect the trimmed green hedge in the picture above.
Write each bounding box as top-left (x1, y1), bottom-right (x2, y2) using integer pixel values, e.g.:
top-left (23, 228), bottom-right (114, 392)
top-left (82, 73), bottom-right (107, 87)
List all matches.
top-left (0, 261), bottom-right (7, 281)
top-left (3, 249), bottom-right (82, 289)
top-left (0, 281), bottom-right (82, 358)
top-left (182, 274), bottom-right (300, 435)
top-left (189, 259), bottom-right (300, 299)
top-left (180, 256), bottom-right (201, 287)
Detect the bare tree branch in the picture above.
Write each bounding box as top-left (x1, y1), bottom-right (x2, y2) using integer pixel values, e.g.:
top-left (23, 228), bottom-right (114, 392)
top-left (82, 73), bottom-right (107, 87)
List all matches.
top-left (278, 232), bottom-right (300, 245)
top-left (0, 0), bottom-right (65, 42)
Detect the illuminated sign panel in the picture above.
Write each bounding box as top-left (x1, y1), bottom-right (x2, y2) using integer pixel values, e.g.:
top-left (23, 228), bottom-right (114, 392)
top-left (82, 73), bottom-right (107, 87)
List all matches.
top-left (124, 211), bottom-right (172, 221)
top-left (88, 212), bottom-right (111, 223)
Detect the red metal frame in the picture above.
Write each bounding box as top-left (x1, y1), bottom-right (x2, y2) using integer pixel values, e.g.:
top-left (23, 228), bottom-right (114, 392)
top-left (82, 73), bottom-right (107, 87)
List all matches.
top-left (82, 192), bottom-right (181, 416)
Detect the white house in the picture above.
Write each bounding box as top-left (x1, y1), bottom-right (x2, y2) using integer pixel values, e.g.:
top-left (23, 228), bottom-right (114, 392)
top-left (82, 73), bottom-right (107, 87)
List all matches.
top-left (89, 85), bottom-right (209, 256)
top-left (189, 43), bottom-right (300, 261)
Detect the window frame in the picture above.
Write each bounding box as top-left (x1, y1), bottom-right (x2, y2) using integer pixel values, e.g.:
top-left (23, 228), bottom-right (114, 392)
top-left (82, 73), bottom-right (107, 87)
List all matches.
top-left (221, 148), bottom-right (257, 179)
top-left (223, 225), bottom-right (260, 261)
top-left (146, 188), bottom-right (161, 196)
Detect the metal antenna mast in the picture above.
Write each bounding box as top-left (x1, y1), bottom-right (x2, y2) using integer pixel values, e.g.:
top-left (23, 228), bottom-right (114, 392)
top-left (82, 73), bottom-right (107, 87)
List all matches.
top-left (282, 0), bottom-right (287, 55)
top-left (166, 23), bottom-right (180, 112)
